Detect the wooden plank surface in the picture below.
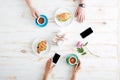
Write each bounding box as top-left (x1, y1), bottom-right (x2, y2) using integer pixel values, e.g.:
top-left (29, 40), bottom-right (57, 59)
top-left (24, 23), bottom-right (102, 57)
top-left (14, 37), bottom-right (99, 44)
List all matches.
top-left (0, 0), bottom-right (119, 80)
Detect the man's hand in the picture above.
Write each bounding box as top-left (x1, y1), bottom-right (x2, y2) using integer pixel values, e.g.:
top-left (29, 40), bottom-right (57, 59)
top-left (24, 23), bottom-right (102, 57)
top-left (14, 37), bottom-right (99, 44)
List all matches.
top-left (30, 7), bottom-right (39, 18)
top-left (75, 6), bottom-right (85, 22)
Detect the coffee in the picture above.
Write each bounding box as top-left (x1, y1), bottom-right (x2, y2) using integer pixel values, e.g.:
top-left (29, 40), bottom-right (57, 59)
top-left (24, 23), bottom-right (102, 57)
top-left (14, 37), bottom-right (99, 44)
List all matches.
top-left (70, 57), bottom-right (76, 64)
top-left (38, 18), bottom-right (44, 24)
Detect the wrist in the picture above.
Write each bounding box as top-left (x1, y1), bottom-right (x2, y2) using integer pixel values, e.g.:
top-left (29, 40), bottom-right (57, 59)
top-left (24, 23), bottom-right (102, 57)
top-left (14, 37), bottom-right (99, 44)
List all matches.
top-left (29, 6), bottom-right (34, 10)
top-left (72, 72), bottom-right (77, 77)
top-left (78, 3), bottom-right (86, 8)
top-left (71, 73), bottom-right (76, 80)
top-left (45, 71), bottom-right (49, 76)
top-left (43, 73), bottom-right (49, 80)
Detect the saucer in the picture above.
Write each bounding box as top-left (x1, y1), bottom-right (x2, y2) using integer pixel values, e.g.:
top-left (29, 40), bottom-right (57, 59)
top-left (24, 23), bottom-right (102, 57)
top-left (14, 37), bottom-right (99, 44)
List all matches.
top-left (66, 54), bottom-right (79, 66)
top-left (35, 15), bottom-right (48, 27)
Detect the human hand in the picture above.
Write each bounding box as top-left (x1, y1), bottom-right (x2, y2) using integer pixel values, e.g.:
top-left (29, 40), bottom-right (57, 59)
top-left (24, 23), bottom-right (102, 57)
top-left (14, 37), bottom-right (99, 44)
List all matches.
top-left (75, 6), bottom-right (85, 22)
top-left (43, 58), bottom-right (55, 80)
top-left (73, 60), bottom-right (81, 75)
top-left (71, 60), bottom-right (80, 80)
top-left (45, 58), bottom-right (55, 75)
top-left (30, 7), bottom-right (39, 18)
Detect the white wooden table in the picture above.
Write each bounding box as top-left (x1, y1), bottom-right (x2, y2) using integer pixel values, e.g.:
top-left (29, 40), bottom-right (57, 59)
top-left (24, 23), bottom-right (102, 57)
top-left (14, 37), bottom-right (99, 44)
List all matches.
top-left (0, 0), bottom-right (119, 80)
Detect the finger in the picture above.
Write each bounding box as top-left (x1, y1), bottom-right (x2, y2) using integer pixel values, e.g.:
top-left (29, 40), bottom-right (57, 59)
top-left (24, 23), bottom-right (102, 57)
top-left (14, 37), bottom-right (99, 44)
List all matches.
top-left (78, 60), bottom-right (80, 66)
top-left (52, 65), bottom-right (55, 69)
top-left (50, 57), bottom-right (53, 60)
top-left (50, 58), bottom-right (53, 62)
top-left (75, 60), bottom-right (80, 67)
top-left (79, 15), bottom-right (82, 22)
top-left (36, 11), bottom-right (39, 17)
top-left (82, 15), bottom-right (85, 22)
top-left (83, 15), bottom-right (85, 21)
top-left (49, 58), bottom-right (52, 63)
top-left (32, 12), bottom-right (37, 18)
top-left (35, 13), bottom-right (39, 18)
top-left (77, 14), bottom-right (81, 22)
top-left (78, 15), bottom-right (82, 22)
top-left (48, 58), bottom-right (52, 62)
top-left (78, 66), bottom-right (81, 69)
top-left (74, 63), bottom-right (78, 69)
top-left (75, 10), bottom-right (78, 17)
top-left (77, 61), bottom-right (81, 68)
top-left (48, 58), bottom-right (51, 61)
top-left (77, 66), bottom-right (81, 71)
top-left (49, 58), bottom-right (53, 66)
top-left (81, 16), bottom-right (83, 22)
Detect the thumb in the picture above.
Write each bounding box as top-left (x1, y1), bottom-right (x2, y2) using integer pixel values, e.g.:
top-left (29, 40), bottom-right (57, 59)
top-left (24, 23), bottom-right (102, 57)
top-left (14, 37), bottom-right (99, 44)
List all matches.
top-left (52, 65), bottom-right (55, 69)
top-left (74, 64), bottom-right (77, 69)
top-left (75, 10), bottom-right (78, 17)
top-left (36, 11), bottom-right (39, 17)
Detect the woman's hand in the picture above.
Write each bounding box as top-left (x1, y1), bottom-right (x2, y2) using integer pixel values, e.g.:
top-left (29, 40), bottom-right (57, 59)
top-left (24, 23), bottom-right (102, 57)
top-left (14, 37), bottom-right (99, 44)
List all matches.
top-left (43, 58), bottom-right (55, 80)
top-left (75, 6), bottom-right (85, 22)
top-left (30, 7), bottom-right (39, 18)
top-left (45, 58), bottom-right (55, 75)
top-left (71, 60), bottom-right (81, 80)
top-left (73, 60), bottom-right (81, 74)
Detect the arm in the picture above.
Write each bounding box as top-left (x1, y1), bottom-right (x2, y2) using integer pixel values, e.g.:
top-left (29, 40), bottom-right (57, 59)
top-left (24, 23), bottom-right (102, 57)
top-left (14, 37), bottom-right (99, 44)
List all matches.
top-left (71, 61), bottom-right (81, 80)
top-left (25, 0), bottom-right (33, 9)
top-left (80, 0), bottom-right (85, 3)
top-left (25, 0), bottom-right (39, 18)
top-left (71, 74), bottom-right (77, 80)
top-left (74, 0), bottom-right (85, 22)
top-left (43, 58), bottom-right (55, 80)
top-left (43, 73), bottom-right (48, 80)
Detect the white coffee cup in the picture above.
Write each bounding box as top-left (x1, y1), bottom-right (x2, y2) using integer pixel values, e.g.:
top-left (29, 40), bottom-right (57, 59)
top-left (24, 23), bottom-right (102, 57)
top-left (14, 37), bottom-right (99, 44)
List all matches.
top-left (68, 56), bottom-right (77, 65)
top-left (37, 17), bottom-right (45, 25)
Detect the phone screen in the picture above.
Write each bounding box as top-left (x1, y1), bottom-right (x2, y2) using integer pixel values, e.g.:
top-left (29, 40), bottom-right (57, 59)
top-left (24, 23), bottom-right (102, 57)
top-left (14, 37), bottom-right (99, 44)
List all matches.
top-left (53, 53), bottom-right (60, 64)
top-left (80, 27), bottom-right (93, 38)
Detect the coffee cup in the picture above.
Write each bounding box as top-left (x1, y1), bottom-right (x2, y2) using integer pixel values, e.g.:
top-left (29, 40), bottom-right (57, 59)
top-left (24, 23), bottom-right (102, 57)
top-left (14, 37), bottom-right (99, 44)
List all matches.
top-left (37, 17), bottom-right (45, 25)
top-left (35, 15), bottom-right (48, 27)
top-left (69, 56), bottom-right (77, 65)
top-left (66, 54), bottom-right (78, 66)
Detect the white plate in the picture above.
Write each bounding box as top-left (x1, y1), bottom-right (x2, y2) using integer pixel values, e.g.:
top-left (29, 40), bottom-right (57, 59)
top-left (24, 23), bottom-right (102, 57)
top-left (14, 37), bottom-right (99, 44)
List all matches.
top-left (32, 38), bottom-right (51, 56)
top-left (54, 8), bottom-right (73, 27)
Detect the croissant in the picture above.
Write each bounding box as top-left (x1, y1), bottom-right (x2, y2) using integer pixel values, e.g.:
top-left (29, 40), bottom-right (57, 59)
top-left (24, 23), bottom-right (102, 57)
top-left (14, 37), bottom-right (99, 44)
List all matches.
top-left (37, 40), bottom-right (47, 53)
top-left (56, 13), bottom-right (72, 22)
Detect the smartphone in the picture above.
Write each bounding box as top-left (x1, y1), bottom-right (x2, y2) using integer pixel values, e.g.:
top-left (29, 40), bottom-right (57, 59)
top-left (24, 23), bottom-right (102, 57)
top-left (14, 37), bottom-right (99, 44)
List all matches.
top-left (53, 53), bottom-right (60, 64)
top-left (80, 27), bottom-right (93, 38)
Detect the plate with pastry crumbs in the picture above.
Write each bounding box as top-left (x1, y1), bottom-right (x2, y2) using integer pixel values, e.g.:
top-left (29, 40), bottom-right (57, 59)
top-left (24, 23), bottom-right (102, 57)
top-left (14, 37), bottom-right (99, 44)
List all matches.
top-left (32, 38), bottom-right (50, 56)
top-left (55, 8), bottom-right (73, 27)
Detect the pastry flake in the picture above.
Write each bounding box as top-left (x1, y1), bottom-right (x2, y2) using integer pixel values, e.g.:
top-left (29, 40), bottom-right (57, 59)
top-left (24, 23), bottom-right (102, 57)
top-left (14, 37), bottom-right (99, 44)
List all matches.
top-left (56, 12), bottom-right (72, 22)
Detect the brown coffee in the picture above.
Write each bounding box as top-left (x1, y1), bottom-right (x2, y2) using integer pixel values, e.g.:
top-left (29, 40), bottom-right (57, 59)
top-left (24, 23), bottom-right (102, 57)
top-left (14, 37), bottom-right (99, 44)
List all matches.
top-left (70, 57), bottom-right (76, 64)
top-left (38, 18), bottom-right (44, 24)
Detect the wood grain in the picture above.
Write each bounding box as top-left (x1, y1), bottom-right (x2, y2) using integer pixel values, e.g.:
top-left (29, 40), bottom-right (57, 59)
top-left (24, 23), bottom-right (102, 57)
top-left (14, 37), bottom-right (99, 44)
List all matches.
top-left (0, 0), bottom-right (119, 80)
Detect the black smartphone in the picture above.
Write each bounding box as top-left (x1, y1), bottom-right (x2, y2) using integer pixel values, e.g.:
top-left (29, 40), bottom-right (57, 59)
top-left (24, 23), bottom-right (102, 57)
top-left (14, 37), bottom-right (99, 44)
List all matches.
top-left (80, 27), bottom-right (93, 38)
top-left (53, 53), bottom-right (60, 64)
